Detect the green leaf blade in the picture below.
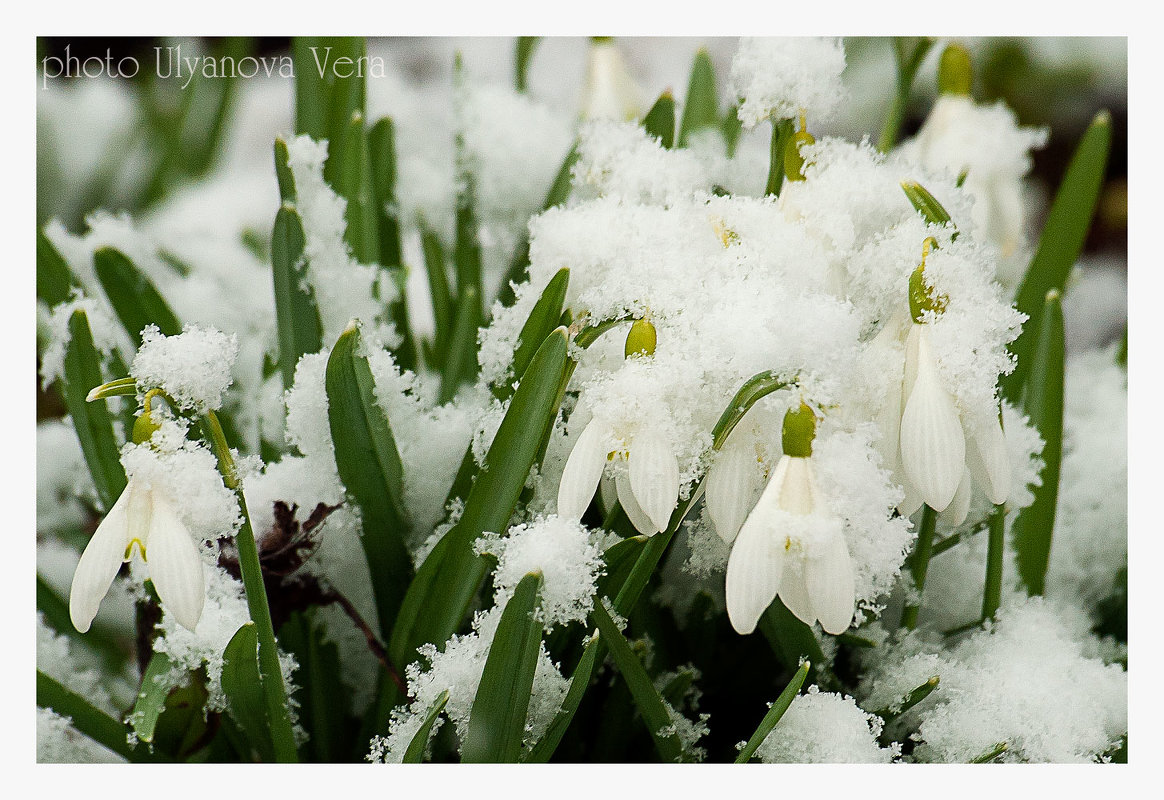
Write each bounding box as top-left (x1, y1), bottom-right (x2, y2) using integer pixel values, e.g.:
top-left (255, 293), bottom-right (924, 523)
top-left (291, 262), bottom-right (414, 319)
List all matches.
top-left (324, 323), bottom-right (414, 636)
top-left (221, 622), bottom-right (275, 762)
top-left (389, 328), bottom-right (571, 684)
top-left (1005, 110), bottom-right (1111, 399)
top-left (678, 49), bottom-right (718, 147)
top-left (590, 598), bottom-right (684, 763)
top-left (1012, 291), bottom-right (1066, 595)
top-left (402, 689), bottom-right (450, 763)
top-left (271, 204), bottom-right (323, 390)
top-left (93, 246), bottom-right (182, 346)
top-left (63, 309), bottom-right (126, 511)
top-left (37, 228), bottom-right (78, 307)
top-left (734, 660), bottom-right (811, 763)
top-left (642, 91), bottom-right (676, 149)
top-left (462, 573), bottom-right (545, 763)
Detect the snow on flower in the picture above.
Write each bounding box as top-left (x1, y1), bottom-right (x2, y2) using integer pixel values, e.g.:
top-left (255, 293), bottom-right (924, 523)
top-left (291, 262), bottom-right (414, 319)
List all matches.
top-left (729, 37), bottom-right (847, 128)
top-left (131, 324), bottom-right (239, 414)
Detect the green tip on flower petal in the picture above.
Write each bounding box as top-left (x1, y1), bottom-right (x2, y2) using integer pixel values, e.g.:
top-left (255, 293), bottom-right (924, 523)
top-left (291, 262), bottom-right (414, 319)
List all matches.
top-left (938, 43), bottom-right (973, 96)
top-left (781, 401), bottom-right (817, 458)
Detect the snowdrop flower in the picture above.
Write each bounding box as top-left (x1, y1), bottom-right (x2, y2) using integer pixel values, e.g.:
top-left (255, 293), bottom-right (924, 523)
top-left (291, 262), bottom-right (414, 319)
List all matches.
top-left (69, 404), bottom-right (205, 633)
top-left (726, 403), bottom-right (855, 636)
top-left (557, 318), bottom-right (679, 535)
top-left (906, 44), bottom-right (1047, 282)
top-left (580, 38), bottom-right (643, 122)
top-left (69, 476), bottom-right (205, 633)
top-left (882, 246), bottom-right (1011, 519)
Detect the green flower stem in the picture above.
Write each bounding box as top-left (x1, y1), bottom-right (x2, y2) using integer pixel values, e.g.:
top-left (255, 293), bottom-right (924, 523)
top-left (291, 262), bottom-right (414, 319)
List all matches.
top-left (201, 411), bottom-right (299, 763)
top-left (901, 504), bottom-right (938, 629)
top-left (980, 504), bottom-right (1007, 621)
top-left (878, 38), bottom-right (936, 153)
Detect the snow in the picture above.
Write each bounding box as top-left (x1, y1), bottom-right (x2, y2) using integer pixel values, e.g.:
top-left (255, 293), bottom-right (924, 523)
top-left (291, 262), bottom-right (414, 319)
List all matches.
top-left (131, 324), bottom-right (239, 414)
top-left (754, 685), bottom-right (898, 763)
top-left (730, 37), bottom-right (847, 127)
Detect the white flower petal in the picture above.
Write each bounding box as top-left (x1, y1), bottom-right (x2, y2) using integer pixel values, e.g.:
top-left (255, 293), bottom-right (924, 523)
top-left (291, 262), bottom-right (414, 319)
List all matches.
top-left (899, 327), bottom-right (965, 511)
top-left (804, 528), bottom-right (855, 635)
top-left (581, 41), bottom-right (643, 121)
top-left (557, 421), bottom-right (609, 520)
top-left (777, 558), bottom-right (816, 628)
top-left (628, 428), bottom-right (680, 533)
top-left (705, 436), bottom-right (762, 544)
top-left (966, 411), bottom-right (1011, 506)
top-left (897, 484), bottom-right (924, 517)
top-left (145, 493), bottom-right (205, 632)
top-left (939, 467), bottom-right (973, 528)
top-left (69, 483), bottom-right (134, 633)
top-left (726, 505), bottom-right (786, 635)
top-left (616, 473), bottom-right (660, 536)
top-left (778, 456), bottom-right (815, 515)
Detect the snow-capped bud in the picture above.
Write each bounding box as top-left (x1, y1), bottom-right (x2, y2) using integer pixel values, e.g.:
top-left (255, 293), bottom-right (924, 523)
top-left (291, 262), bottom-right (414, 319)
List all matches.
top-left (784, 129), bottom-right (815, 182)
top-left (781, 402), bottom-right (817, 458)
top-left (624, 317), bottom-right (657, 358)
top-left (938, 43), bottom-right (973, 97)
top-left (908, 239), bottom-right (948, 323)
top-left (580, 37), bottom-right (644, 121)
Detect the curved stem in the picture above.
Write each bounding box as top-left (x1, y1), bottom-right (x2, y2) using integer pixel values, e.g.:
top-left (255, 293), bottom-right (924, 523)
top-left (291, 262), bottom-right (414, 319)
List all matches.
top-left (202, 411), bottom-right (299, 762)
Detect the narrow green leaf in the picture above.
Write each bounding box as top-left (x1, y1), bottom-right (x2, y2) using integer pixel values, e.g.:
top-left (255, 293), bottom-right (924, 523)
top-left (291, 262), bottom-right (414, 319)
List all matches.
top-left (642, 91), bottom-right (676, 149)
top-left (325, 323), bottom-right (414, 635)
top-left (543, 143), bottom-right (579, 210)
top-left (220, 622), bottom-right (275, 761)
top-left (454, 166), bottom-right (483, 315)
top-left (873, 675), bottom-right (940, 723)
top-left (93, 247), bottom-right (181, 346)
top-left (63, 309), bottom-right (126, 511)
top-left (127, 651), bottom-right (178, 745)
top-left (590, 599), bottom-right (685, 763)
top-left (901, 180), bottom-right (955, 228)
top-left (321, 37), bottom-right (367, 191)
top-left (420, 221), bottom-right (454, 369)
top-left (293, 37), bottom-right (329, 140)
top-left (388, 329), bottom-right (571, 685)
top-left (273, 136), bottom-right (297, 203)
top-left (37, 228), bottom-right (78, 307)
top-left (515, 37), bottom-right (540, 93)
top-left (1012, 291), bottom-right (1065, 595)
top-left (36, 574), bottom-right (74, 637)
top-left (279, 610), bottom-right (354, 762)
top-left (596, 534), bottom-right (649, 600)
top-left (495, 268), bottom-right (569, 400)
top-left (271, 204), bottom-right (323, 390)
top-left (734, 660), bottom-right (811, 763)
top-left (338, 112), bottom-right (379, 264)
top-left (38, 671), bottom-right (166, 763)
top-left (1005, 111), bottom-right (1111, 399)
top-left (439, 286), bottom-right (481, 403)
top-left (678, 49), bottom-right (718, 147)
top-left (402, 689), bottom-right (450, 763)
top-left (463, 573), bottom-right (545, 762)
